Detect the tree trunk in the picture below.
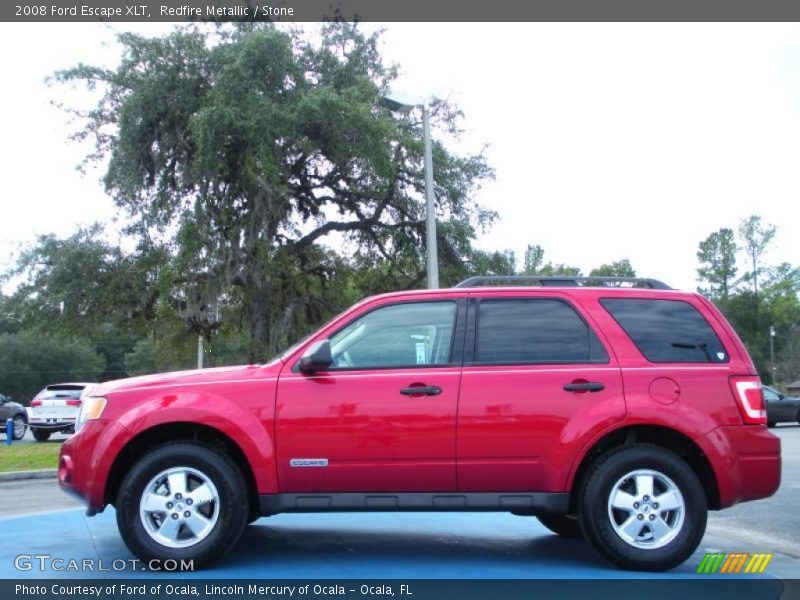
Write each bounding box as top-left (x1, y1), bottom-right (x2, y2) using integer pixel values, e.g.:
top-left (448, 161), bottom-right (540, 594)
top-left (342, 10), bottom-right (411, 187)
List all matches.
top-left (245, 276), bottom-right (273, 363)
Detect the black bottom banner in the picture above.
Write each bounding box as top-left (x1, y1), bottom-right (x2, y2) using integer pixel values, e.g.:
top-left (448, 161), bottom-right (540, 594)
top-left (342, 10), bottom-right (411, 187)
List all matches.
top-left (3, 579), bottom-right (794, 600)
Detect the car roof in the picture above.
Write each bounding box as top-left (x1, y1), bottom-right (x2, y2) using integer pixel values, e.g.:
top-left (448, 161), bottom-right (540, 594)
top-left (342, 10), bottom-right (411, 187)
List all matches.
top-left (363, 285), bottom-right (688, 303)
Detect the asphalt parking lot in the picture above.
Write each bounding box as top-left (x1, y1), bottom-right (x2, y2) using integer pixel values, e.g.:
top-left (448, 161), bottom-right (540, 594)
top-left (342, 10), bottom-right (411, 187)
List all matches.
top-left (0, 426), bottom-right (797, 580)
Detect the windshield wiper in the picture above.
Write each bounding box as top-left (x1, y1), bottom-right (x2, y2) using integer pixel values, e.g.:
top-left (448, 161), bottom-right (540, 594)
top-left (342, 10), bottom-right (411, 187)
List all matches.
top-left (671, 342), bottom-right (712, 363)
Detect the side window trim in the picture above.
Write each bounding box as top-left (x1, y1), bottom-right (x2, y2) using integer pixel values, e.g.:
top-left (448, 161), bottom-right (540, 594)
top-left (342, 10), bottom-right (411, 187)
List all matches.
top-left (465, 295), bottom-right (610, 367)
top-left (449, 298), bottom-right (468, 366)
top-left (293, 298), bottom-right (463, 373)
top-left (463, 298), bottom-right (477, 364)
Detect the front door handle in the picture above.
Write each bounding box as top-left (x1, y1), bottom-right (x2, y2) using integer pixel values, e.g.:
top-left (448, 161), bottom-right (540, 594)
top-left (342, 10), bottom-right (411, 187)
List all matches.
top-left (400, 386), bottom-right (442, 396)
top-left (563, 381), bottom-right (605, 393)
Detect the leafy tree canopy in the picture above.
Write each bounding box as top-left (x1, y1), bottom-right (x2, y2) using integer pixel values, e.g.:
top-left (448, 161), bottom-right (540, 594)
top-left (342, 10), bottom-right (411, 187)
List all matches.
top-left (520, 244), bottom-right (582, 276)
top-left (696, 227), bottom-right (738, 300)
top-left (7, 225), bottom-right (162, 335)
top-left (738, 215), bottom-right (776, 296)
top-left (0, 332), bottom-right (105, 403)
top-left (54, 23), bottom-right (496, 360)
top-left (697, 216), bottom-right (799, 383)
top-left (589, 259), bottom-right (636, 278)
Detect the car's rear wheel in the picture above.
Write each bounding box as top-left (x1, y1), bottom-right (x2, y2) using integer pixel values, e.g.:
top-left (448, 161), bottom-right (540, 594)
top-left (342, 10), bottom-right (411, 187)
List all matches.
top-left (116, 442), bottom-right (249, 569)
top-left (767, 421), bottom-right (776, 428)
top-left (578, 444), bottom-right (706, 571)
top-left (537, 514), bottom-right (583, 538)
top-left (11, 415), bottom-right (27, 441)
top-left (32, 429), bottom-right (51, 442)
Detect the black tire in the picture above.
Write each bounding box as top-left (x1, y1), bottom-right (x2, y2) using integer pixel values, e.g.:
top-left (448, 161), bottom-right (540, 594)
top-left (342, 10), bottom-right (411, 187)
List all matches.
top-left (11, 415), bottom-right (27, 441)
top-left (32, 429), bottom-right (51, 442)
top-left (115, 442), bottom-right (249, 569)
top-left (767, 421), bottom-right (776, 428)
top-left (578, 444), bottom-right (707, 571)
top-left (537, 514), bottom-right (583, 538)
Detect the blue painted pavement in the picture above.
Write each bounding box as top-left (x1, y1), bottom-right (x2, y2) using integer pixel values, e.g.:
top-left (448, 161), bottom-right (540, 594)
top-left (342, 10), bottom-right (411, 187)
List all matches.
top-left (0, 509), bottom-right (782, 579)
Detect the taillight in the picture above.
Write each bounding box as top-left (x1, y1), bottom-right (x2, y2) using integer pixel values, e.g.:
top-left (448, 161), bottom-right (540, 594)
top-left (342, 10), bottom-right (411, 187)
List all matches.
top-left (729, 376), bottom-right (766, 425)
top-left (31, 399), bottom-right (42, 407)
top-left (66, 399), bottom-right (81, 407)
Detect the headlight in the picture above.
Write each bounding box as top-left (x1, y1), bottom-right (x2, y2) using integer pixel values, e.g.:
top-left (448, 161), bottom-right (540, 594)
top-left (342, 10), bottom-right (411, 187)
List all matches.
top-left (75, 397), bottom-right (107, 432)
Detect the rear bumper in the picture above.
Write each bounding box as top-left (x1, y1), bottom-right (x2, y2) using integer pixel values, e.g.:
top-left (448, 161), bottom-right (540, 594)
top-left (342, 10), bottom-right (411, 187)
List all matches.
top-left (29, 421), bottom-right (74, 430)
top-left (697, 425), bottom-right (781, 508)
top-left (28, 412), bottom-right (76, 429)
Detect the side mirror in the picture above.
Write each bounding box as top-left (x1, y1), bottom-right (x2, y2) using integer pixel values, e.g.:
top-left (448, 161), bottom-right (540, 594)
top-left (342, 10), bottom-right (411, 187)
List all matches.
top-left (778, 393), bottom-right (785, 400)
top-left (297, 340), bottom-right (332, 374)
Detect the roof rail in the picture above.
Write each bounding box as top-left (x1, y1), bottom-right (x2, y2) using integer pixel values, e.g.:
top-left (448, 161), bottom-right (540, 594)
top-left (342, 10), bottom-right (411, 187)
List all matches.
top-left (454, 276), bottom-right (673, 290)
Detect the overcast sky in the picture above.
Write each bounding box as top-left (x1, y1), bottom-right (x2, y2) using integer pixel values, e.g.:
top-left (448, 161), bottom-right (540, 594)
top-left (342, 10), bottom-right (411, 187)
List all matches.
top-left (1, 22), bottom-right (798, 292)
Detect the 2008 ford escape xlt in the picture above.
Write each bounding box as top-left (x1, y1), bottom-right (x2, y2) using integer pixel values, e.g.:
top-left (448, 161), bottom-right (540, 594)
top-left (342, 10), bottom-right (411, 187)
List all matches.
top-left (59, 276), bottom-right (781, 571)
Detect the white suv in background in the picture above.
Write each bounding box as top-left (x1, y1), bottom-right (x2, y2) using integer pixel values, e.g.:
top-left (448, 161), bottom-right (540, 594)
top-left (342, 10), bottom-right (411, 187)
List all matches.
top-left (27, 383), bottom-right (96, 441)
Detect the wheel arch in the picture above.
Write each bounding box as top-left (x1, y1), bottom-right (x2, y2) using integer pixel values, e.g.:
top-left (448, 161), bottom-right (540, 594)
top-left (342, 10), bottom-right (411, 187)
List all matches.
top-left (103, 422), bottom-right (259, 517)
top-left (568, 425), bottom-right (720, 511)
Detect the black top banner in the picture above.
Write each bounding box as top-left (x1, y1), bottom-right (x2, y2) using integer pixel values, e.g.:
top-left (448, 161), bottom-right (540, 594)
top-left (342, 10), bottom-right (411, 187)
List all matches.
top-left (7, 0), bottom-right (800, 22)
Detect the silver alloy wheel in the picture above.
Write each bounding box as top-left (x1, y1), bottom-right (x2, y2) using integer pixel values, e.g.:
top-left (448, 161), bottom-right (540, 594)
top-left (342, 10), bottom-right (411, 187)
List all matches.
top-left (139, 467), bottom-right (220, 549)
top-left (12, 416), bottom-right (26, 439)
top-left (606, 469), bottom-right (685, 550)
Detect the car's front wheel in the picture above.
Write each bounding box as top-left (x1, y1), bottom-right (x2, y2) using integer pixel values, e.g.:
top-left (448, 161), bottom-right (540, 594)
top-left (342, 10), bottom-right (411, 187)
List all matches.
top-left (116, 442), bottom-right (249, 569)
top-left (11, 415), bottom-right (27, 441)
top-left (578, 444), bottom-right (707, 571)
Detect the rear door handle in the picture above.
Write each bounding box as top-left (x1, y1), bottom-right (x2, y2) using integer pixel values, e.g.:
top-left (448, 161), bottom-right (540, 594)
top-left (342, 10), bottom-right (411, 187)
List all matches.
top-left (400, 386), bottom-right (442, 396)
top-left (563, 382), bottom-right (605, 393)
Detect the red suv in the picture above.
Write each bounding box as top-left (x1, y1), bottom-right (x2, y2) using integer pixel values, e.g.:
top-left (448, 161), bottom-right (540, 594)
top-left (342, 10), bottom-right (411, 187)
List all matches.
top-left (59, 276), bottom-right (781, 571)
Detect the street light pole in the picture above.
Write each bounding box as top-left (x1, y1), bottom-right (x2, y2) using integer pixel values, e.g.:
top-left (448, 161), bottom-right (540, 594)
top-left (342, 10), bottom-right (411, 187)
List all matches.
top-left (197, 335), bottom-right (204, 369)
top-left (421, 102), bottom-right (439, 289)
top-left (382, 92), bottom-right (440, 289)
top-left (770, 325), bottom-right (776, 379)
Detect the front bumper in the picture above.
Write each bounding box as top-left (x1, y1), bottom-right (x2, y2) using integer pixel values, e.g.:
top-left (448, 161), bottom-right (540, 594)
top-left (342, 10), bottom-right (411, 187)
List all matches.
top-left (697, 425), bottom-right (781, 508)
top-left (58, 419), bottom-right (131, 512)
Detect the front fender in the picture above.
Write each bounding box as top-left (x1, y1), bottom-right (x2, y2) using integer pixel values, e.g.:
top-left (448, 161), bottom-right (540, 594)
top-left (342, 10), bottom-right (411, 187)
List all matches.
top-left (109, 386), bottom-right (277, 494)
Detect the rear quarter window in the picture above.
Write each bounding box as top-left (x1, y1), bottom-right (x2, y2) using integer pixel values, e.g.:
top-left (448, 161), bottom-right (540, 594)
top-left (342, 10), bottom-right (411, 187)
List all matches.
top-left (600, 298), bottom-right (729, 363)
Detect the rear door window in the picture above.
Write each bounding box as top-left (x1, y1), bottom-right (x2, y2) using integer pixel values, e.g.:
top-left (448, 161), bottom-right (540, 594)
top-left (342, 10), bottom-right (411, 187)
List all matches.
top-left (475, 298), bottom-right (608, 365)
top-left (600, 298), bottom-right (729, 363)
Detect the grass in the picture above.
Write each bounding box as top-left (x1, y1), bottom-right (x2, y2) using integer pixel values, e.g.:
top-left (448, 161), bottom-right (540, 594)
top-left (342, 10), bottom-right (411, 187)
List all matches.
top-left (0, 441), bottom-right (61, 472)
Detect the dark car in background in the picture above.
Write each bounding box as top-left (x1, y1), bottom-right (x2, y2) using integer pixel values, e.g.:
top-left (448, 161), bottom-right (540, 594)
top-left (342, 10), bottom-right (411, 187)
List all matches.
top-left (764, 385), bottom-right (800, 427)
top-left (0, 393), bottom-right (27, 440)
